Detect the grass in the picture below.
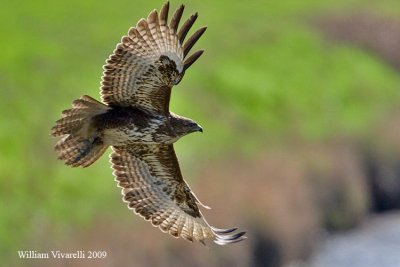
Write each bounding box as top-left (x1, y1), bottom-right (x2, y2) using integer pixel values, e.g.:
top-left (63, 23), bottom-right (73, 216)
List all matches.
top-left (1, 0), bottom-right (400, 263)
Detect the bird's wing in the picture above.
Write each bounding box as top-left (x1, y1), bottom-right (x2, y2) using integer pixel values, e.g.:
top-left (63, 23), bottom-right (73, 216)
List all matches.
top-left (110, 144), bottom-right (246, 245)
top-left (101, 2), bottom-right (206, 114)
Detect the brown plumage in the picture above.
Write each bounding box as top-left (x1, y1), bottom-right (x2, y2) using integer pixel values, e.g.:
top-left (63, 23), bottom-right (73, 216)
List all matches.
top-left (51, 2), bottom-right (246, 245)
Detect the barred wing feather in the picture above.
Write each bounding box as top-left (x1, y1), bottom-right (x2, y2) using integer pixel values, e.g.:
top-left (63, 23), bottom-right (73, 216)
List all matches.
top-left (100, 2), bottom-right (206, 114)
top-left (110, 144), bottom-right (246, 245)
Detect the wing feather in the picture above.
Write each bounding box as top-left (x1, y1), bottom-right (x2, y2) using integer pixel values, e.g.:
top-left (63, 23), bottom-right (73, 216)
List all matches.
top-left (178, 12), bottom-right (198, 43)
top-left (100, 2), bottom-right (207, 114)
top-left (137, 19), bottom-right (159, 55)
top-left (110, 144), bottom-right (246, 245)
top-left (182, 216), bottom-right (194, 242)
top-left (159, 1), bottom-right (169, 53)
top-left (147, 10), bottom-right (162, 53)
top-left (170, 4), bottom-right (185, 33)
top-left (183, 49), bottom-right (204, 71)
top-left (183, 26), bottom-right (207, 57)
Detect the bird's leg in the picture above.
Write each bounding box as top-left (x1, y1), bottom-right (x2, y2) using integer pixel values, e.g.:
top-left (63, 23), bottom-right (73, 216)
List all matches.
top-left (73, 132), bottom-right (98, 163)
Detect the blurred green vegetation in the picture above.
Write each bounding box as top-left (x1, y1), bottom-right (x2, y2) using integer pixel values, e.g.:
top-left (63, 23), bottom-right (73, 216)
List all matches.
top-left (1, 0), bottom-right (400, 263)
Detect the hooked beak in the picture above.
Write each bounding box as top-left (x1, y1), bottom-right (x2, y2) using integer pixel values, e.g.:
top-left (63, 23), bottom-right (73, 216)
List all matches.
top-left (197, 126), bottom-right (203, 133)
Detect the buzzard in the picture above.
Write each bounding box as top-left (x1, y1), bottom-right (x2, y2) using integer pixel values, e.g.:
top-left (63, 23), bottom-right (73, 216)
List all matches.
top-left (51, 2), bottom-right (246, 245)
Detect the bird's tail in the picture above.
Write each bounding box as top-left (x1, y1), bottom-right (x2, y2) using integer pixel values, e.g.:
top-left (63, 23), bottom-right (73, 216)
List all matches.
top-left (51, 95), bottom-right (110, 167)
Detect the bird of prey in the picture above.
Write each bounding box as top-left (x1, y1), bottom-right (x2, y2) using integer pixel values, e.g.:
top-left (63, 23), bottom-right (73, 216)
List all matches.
top-left (51, 2), bottom-right (246, 245)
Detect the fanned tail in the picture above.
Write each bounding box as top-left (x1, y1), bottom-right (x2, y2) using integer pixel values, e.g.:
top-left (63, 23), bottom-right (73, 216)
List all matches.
top-left (51, 95), bottom-right (110, 167)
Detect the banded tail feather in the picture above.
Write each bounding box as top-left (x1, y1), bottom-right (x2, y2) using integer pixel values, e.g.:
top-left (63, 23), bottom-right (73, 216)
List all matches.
top-left (51, 95), bottom-right (109, 167)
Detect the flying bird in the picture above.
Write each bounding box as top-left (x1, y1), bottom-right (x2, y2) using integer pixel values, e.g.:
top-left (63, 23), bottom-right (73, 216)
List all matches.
top-left (51, 2), bottom-right (246, 245)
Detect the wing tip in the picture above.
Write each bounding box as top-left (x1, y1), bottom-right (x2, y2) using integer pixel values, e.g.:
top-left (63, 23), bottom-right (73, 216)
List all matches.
top-left (183, 49), bottom-right (204, 72)
top-left (170, 3), bottom-right (185, 32)
top-left (160, 1), bottom-right (170, 23)
top-left (211, 226), bottom-right (247, 245)
top-left (178, 11), bottom-right (199, 43)
top-left (210, 226), bottom-right (238, 234)
top-left (137, 18), bottom-right (147, 26)
top-left (183, 26), bottom-right (207, 57)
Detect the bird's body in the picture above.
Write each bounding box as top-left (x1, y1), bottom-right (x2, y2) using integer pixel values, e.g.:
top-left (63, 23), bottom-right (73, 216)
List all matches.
top-left (91, 106), bottom-right (197, 145)
top-left (93, 106), bottom-right (165, 145)
top-left (51, 2), bottom-right (245, 245)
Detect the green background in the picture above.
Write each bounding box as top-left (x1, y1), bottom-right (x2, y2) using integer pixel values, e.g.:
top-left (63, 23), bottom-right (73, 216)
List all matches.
top-left (1, 0), bottom-right (400, 266)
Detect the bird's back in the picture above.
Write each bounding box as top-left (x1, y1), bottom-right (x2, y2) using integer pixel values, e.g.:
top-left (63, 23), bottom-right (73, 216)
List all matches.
top-left (94, 106), bottom-right (168, 146)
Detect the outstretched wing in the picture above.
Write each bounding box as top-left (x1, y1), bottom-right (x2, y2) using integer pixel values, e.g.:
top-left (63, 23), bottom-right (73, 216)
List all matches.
top-left (101, 2), bottom-right (206, 114)
top-left (110, 144), bottom-right (246, 245)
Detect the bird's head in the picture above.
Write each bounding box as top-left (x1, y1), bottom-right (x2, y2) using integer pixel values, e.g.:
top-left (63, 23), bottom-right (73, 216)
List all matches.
top-left (170, 113), bottom-right (203, 138)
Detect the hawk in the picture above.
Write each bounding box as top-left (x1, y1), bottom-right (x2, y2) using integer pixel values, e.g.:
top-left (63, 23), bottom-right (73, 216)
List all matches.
top-left (51, 2), bottom-right (246, 245)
